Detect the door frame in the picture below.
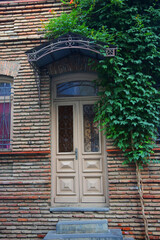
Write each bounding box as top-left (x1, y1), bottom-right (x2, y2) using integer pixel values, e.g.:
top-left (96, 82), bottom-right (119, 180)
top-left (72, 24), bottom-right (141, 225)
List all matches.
top-left (50, 72), bottom-right (109, 207)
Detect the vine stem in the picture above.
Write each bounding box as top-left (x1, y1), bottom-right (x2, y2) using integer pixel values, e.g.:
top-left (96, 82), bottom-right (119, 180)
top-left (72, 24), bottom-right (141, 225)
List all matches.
top-left (135, 162), bottom-right (150, 240)
top-left (130, 131), bottom-right (149, 240)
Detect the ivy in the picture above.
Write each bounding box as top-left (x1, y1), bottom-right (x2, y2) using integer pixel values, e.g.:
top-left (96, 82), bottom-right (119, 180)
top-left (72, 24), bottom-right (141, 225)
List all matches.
top-left (43, 0), bottom-right (160, 168)
top-left (43, 2), bottom-right (160, 237)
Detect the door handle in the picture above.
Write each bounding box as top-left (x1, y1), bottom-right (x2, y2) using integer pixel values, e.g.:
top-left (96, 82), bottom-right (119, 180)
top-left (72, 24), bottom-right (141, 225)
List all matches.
top-left (75, 148), bottom-right (78, 160)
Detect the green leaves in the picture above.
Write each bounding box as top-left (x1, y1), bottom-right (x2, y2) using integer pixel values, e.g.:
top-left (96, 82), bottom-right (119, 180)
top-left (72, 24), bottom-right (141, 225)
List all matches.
top-left (43, 0), bottom-right (160, 168)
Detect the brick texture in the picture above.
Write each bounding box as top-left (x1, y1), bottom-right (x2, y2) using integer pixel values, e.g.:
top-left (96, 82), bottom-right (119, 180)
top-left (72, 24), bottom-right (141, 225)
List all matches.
top-left (0, 1), bottom-right (159, 240)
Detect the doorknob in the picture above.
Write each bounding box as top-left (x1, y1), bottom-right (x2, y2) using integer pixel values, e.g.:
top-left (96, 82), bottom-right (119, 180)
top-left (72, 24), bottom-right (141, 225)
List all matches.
top-left (75, 148), bottom-right (78, 160)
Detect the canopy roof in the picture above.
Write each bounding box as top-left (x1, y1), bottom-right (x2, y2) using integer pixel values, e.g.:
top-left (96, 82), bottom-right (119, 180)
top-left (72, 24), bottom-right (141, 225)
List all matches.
top-left (26, 32), bottom-right (117, 68)
top-left (26, 32), bottom-right (117, 107)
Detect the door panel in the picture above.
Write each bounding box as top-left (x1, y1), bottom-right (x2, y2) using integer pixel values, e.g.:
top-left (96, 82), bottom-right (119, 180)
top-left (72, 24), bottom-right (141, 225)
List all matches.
top-left (80, 102), bottom-right (105, 203)
top-left (54, 103), bottom-right (79, 203)
top-left (57, 157), bottom-right (75, 173)
top-left (53, 100), bottom-right (106, 205)
top-left (82, 157), bottom-right (102, 172)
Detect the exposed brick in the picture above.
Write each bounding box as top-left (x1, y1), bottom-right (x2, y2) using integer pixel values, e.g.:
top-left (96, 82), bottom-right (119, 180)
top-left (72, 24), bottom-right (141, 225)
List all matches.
top-left (0, 1), bottom-right (159, 240)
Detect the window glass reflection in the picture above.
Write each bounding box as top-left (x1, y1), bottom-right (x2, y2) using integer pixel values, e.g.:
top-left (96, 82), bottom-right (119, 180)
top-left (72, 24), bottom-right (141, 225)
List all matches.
top-left (0, 82), bottom-right (12, 149)
top-left (0, 83), bottom-right (11, 96)
top-left (58, 105), bottom-right (73, 152)
top-left (83, 104), bottom-right (99, 152)
top-left (57, 81), bottom-right (98, 97)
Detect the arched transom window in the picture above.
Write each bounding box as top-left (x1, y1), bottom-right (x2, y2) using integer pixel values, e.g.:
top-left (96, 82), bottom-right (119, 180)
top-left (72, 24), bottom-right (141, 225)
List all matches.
top-left (56, 81), bottom-right (98, 97)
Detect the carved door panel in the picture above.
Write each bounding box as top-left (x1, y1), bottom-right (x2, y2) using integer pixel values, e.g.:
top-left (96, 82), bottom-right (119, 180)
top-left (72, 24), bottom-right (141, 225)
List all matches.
top-left (54, 103), bottom-right (79, 203)
top-left (80, 103), bottom-right (105, 203)
top-left (53, 100), bottom-right (106, 205)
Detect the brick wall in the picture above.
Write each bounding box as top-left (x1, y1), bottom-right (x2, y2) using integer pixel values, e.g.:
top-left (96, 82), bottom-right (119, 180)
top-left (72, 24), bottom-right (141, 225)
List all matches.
top-left (0, 151), bottom-right (159, 239)
top-left (0, 1), bottom-right (160, 239)
top-left (107, 149), bottom-right (160, 239)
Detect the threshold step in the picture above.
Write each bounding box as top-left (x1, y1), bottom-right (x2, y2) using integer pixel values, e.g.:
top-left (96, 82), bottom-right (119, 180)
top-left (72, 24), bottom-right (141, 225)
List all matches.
top-left (43, 229), bottom-right (123, 240)
top-left (56, 220), bottom-right (108, 234)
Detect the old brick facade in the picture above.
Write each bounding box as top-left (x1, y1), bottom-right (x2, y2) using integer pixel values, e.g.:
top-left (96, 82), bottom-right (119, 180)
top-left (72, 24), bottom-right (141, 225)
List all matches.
top-left (0, 0), bottom-right (160, 239)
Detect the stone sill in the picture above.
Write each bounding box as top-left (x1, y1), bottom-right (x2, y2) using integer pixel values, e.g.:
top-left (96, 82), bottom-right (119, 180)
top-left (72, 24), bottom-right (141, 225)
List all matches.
top-left (50, 207), bottom-right (110, 213)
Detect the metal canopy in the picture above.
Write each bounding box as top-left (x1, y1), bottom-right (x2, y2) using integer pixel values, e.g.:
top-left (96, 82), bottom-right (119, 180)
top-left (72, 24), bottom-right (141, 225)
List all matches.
top-left (26, 32), bottom-right (117, 107)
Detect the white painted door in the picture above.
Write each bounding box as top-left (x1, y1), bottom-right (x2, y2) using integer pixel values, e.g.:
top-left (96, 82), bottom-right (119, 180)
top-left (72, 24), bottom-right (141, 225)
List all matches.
top-left (53, 99), bottom-right (106, 205)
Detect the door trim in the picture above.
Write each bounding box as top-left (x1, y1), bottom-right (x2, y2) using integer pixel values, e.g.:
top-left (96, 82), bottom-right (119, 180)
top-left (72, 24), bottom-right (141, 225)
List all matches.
top-left (51, 73), bottom-right (109, 207)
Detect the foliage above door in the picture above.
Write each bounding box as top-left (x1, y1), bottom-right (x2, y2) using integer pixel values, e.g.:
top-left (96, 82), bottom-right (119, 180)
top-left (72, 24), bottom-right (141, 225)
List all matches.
top-left (43, 0), bottom-right (160, 168)
top-left (43, 1), bottom-right (160, 239)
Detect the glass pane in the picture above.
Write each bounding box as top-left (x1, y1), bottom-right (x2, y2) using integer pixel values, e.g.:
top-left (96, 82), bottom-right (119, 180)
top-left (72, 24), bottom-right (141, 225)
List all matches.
top-left (58, 105), bottom-right (73, 152)
top-left (0, 103), bottom-right (11, 149)
top-left (83, 104), bottom-right (99, 152)
top-left (0, 83), bottom-right (11, 96)
top-left (57, 81), bottom-right (98, 97)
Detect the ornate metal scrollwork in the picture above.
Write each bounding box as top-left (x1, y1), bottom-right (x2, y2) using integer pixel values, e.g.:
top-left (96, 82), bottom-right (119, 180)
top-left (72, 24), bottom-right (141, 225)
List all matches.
top-left (26, 33), bottom-right (117, 107)
top-left (27, 34), bottom-right (117, 63)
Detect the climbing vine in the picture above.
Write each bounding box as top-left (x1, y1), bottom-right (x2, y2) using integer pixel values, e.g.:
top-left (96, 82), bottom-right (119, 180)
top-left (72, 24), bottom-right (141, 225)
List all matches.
top-left (42, 0), bottom-right (160, 239)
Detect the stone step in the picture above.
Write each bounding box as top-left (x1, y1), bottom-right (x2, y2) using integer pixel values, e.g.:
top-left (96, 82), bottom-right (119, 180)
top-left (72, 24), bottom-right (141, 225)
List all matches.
top-left (43, 229), bottom-right (123, 240)
top-left (123, 238), bottom-right (134, 240)
top-left (56, 220), bottom-right (108, 234)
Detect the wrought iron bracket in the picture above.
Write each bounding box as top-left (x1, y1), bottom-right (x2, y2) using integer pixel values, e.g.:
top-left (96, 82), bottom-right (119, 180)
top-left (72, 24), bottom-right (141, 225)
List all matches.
top-left (30, 62), bottom-right (41, 108)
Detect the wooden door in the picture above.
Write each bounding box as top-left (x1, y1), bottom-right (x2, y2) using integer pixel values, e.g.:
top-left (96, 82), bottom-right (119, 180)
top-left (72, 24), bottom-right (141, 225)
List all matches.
top-left (54, 102), bottom-right (79, 203)
top-left (80, 102), bottom-right (106, 203)
top-left (53, 100), bottom-right (106, 206)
